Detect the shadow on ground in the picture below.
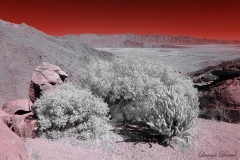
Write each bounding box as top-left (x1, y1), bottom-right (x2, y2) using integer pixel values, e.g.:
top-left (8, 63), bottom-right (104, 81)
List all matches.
top-left (110, 121), bottom-right (171, 148)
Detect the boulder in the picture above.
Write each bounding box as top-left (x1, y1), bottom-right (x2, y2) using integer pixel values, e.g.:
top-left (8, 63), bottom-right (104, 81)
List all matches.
top-left (10, 112), bottom-right (39, 138)
top-left (2, 99), bottom-right (32, 115)
top-left (1, 99), bottom-right (39, 138)
top-left (29, 62), bottom-right (68, 103)
top-left (189, 58), bottom-right (240, 123)
top-left (0, 111), bottom-right (31, 160)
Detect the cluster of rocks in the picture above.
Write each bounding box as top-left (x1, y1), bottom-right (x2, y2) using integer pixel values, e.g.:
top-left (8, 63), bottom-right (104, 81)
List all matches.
top-left (189, 58), bottom-right (240, 123)
top-left (0, 62), bottom-right (68, 159)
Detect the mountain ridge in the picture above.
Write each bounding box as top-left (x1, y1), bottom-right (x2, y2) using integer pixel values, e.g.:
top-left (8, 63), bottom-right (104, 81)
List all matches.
top-left (63, 33), bottom-right (240, 48)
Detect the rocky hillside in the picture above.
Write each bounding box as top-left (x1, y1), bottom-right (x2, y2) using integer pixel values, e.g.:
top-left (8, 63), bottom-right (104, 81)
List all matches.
top-left (63, 33), bottom-right (240, 48)
top-left (189, 58), bottom-right (240, 123)
top-left (0, 19), bottom-right (115, 107)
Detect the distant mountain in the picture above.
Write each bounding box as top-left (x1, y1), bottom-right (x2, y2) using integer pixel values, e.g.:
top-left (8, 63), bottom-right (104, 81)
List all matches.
top-left (0, 19), bottom-right (114, 107)
top-left (63, 33), bottom-right (240, 48)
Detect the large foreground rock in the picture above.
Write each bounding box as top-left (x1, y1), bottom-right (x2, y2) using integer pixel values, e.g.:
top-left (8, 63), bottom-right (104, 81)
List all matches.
top-left (29, 62), bottom-right (68, 103)
top-left (0, 116), bottom-right (31, 160)
top-left (189, 58), bottom-right (240, 123)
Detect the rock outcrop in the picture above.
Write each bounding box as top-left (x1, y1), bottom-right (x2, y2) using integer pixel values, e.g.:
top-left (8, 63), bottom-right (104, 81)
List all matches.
top-left (0, 111), bottom-right (31, 160)
top-left (1, 99), bottom-right (39, 138)
top-left (29, 62), bottom-right (68, 103)
top-left (189, 58), bottom-right (240, 123)
top-left (0, 62), bottom-right (68, 139)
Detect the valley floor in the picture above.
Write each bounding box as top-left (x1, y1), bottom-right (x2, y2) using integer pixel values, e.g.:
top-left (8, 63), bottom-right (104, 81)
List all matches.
top-left (97, 45), bottom-right (240, 74)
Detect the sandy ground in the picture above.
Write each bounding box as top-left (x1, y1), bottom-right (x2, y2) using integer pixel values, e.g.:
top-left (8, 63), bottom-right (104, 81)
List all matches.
top-left (24, 118), bottom-right (240, 160)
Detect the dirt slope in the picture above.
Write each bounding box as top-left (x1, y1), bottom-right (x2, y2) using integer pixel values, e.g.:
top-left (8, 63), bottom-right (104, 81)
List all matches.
top-left (0, 19), bottom-right (114, 107)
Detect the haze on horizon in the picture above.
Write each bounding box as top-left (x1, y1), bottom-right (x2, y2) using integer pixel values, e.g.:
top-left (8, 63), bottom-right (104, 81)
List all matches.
top-left (0, 0), bottom-right (240, 40)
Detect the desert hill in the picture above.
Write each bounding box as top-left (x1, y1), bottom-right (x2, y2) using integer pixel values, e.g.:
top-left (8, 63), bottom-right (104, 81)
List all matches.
top-left (0, 19), bottom-right (114, 107)
top-left (63, 33), bottom-right (240, 48)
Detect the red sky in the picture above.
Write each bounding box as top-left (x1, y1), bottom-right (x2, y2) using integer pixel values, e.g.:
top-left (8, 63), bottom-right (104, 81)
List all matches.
top-left (0, 0), bottom-right (240, 40)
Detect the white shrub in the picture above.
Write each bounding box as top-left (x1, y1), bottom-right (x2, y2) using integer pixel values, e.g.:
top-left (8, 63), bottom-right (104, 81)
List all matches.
top-left (32, 83), bottom-right (110, 140)
top-left (83, 55), bottom-right (199, 139)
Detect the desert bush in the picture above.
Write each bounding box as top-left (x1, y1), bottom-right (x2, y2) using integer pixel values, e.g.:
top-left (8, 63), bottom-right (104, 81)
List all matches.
top-left (83, 54), bottom-right (199, 141)
top-left (32, 82), bottom-right (110, 140)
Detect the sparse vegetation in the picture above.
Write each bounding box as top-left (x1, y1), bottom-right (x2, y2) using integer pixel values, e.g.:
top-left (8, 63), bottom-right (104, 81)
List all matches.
top-left (83, 54), bottom-right (199, 143)
top-left (32, 83), bottom-right (110, 140)
top-left (199, 97), bottom-right (232, 123)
